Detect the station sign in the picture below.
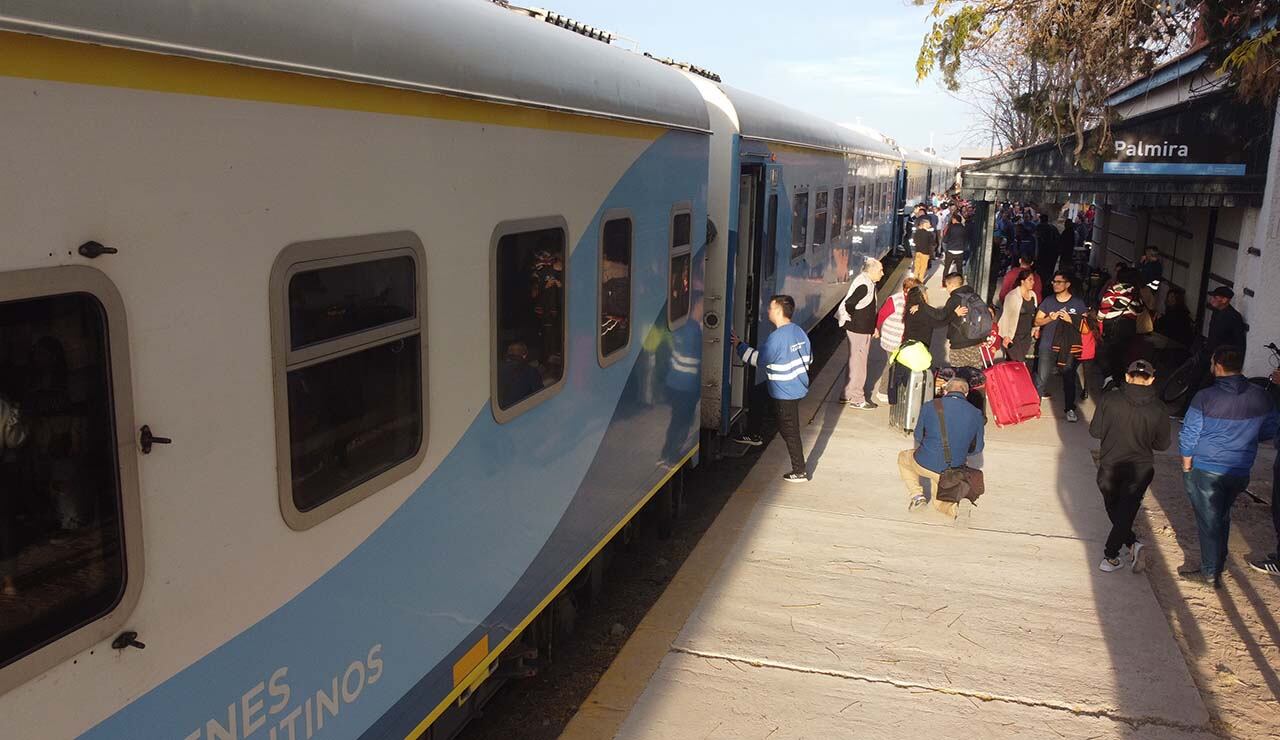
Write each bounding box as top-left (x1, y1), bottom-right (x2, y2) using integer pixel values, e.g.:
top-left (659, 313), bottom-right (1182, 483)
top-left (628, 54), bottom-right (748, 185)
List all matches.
top-left (1101, 95), bottom-right (1265, 177)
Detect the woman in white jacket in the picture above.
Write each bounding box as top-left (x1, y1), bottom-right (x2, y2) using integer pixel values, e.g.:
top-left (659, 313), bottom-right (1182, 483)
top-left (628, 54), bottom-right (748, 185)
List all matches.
top-left (998, 268), bottom-right (1039, 367)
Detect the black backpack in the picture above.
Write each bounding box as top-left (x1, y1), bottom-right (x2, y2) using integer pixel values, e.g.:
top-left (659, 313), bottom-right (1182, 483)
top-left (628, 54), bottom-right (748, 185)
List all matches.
top-left (956, 292), bottom-right (992, 341)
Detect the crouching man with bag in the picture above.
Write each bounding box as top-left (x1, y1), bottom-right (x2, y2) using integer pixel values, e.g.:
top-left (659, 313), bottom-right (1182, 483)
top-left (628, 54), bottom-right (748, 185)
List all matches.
top-left (899, 377), bottom-right (986, 518)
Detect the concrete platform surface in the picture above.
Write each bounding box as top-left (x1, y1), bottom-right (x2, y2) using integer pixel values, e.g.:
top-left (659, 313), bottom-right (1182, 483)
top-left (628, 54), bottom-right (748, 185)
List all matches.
top-left (563, 268), bottom-right (1215, 740)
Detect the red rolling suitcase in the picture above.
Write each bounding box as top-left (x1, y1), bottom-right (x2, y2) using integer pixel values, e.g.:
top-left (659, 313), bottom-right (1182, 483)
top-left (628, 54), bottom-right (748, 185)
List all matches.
top-left (985, 360), bottom-right (1041, 427)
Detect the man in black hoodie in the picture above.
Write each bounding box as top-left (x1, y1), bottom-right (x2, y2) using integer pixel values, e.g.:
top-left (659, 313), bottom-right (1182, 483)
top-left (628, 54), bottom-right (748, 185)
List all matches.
top-left (1089, 359), bottom-right (1172, 573)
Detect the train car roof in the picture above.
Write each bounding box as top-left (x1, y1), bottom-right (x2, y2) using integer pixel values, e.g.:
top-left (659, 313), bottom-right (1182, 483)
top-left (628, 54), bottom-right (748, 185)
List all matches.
top-left (904, 149), bottom-right (956, 168)
top-left (0, 0), bottom-right (711, 133)
top-left (720, 85), bottom-right (900, 160)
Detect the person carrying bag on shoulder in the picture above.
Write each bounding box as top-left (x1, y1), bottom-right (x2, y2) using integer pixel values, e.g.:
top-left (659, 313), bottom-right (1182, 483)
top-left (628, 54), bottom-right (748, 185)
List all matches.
top-left (899, 377), bottom-right (986, 519)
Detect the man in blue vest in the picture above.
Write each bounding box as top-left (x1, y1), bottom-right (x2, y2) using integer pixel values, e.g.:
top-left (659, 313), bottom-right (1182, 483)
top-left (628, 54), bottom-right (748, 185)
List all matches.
top-left (732, 294), bottom-right (812, 483)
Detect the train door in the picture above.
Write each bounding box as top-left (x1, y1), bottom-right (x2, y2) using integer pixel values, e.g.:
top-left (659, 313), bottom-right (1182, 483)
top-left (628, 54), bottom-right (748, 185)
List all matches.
top-left (726, 161), bottom-right (778, 434)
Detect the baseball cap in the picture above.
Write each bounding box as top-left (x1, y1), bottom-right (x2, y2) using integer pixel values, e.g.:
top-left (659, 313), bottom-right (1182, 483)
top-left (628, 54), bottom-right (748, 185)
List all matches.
top-left (1127, 359), bottom-right (1155, 376)
top-left (1208, 286), bottom-right (1234, 299)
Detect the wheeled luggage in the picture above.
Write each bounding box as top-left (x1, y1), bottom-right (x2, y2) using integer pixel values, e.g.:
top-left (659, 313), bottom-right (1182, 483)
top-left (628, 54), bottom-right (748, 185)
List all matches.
top-left (889, 366), bottom-right (933, 432)
top-left (985, 360), bottom-right (1041, 427)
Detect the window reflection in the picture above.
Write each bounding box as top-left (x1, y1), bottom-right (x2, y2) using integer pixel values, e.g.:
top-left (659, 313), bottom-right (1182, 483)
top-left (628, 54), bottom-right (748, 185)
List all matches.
top-left (0, 293), bottom-right (124, 670)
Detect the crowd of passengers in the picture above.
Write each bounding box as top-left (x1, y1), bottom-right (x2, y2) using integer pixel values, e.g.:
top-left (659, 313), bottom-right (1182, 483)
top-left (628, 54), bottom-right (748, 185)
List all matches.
top-left (731, 193), bottom-right (1280, 589)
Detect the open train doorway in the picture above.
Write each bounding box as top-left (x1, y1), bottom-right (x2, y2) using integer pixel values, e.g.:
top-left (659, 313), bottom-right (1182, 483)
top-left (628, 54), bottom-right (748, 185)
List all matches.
top-left (727, 162), bottom-right (776, 434)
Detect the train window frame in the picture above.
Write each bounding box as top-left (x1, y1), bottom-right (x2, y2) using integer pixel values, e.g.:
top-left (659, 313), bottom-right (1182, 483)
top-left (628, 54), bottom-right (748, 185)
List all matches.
top-left (490, 216), bottom-right (570, 424)
top-left (598, 209), bottom-right (633, 367)
top-left (0, 266), bottom-right (143, 697)
top-left (269, 232), bottom-right (429, 531)
top-left (812, 189), bottom-right (829, 251)
top-left (667, 203), bottom-right (693, 330)
top-left (790, 189), bottom-right (809, 262)
top-left (832, 186), bottom-right (845, 240)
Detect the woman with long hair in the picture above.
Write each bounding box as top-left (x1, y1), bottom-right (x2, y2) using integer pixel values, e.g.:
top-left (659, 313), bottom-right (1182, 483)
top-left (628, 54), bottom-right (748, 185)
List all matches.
top-left (999, 269), bottom-right (1039, 367)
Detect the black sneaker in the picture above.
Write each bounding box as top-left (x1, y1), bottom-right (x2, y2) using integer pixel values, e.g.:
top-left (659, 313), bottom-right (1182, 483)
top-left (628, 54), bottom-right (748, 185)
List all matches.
top-left (783, 472), bottom-right (809, 483)
top-left (1248, 554), bottom-right (1280, 576)
top-left (848, 401), bottom-right (878, 410)
top-left (734, 434), bottom-right (764, 447)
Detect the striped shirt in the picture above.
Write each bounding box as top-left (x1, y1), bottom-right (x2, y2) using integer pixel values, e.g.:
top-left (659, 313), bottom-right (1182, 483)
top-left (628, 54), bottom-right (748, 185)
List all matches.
top-left (738, 323), bottom-right (812, 400)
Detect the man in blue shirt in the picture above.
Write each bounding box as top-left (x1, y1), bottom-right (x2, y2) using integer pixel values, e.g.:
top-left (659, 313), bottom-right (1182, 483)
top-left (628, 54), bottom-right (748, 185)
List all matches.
top-left (900, 378), bottom-right (985, 517)
top-left (1178, 346), bottom-right (1279, 588)
top-left (732, 294), bottom-right (813, 483)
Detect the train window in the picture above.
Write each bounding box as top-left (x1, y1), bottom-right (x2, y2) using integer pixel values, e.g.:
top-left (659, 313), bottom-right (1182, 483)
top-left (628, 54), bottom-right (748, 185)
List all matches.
top-left (846, 187), bottom-right (857, 233)
top-left (855, 184), bottom-right (867, 227)
top-left (288, 256), bottom-right (415, 350)
top-left (668, 205), bottom-right (693, 328)
top-left (0, 268), bottom-right (141, 694)
top-left (271, 233), bottom-right (428, 530)
top-left (764, 193), bottom-right (778, 282)
top-left (813, 191), bottom-right (828, 249)
top-left (599, 213), bottom-right (632, 365)
top-left (832, 187), bottom-right (844, 239)
top-left (492, 220), bottom-right (567, 420)
top-left (790, 192), bottom-right (808, 260)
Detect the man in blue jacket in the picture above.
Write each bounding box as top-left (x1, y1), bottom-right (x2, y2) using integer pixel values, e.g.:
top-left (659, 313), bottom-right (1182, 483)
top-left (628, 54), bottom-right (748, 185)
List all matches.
top-left (900, 377), bottom-right (985, 517)
top-left (1178, 347), bottom-right (1279, 588)
top-left (732, 294), bottom-right (813, 483)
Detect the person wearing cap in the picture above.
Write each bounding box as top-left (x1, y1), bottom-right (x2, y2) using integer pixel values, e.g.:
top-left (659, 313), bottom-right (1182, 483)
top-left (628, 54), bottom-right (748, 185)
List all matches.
top-left (1176, 286), bottom-right (1248, 418)
top-left (1089, 359), bottom-right (1171, 572)
top-left (1178, 346), bottom-right (1279, 589)
top-left (1204, 286), bottom-right (1247, 358)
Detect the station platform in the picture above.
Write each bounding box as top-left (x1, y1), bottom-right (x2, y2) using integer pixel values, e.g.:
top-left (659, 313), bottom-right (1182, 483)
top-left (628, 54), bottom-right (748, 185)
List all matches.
top-left (561, 269), bottom-right (1223, 739)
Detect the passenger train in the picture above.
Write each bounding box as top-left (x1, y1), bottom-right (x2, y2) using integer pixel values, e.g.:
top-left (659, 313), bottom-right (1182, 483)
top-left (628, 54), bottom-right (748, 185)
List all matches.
top-left (0, 2), bottom-right (954, 738)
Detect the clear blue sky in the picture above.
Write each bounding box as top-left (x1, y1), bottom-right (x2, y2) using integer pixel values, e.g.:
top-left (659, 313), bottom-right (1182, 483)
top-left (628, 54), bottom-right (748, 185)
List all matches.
top-left (541, 0), bottom-right (983, 160)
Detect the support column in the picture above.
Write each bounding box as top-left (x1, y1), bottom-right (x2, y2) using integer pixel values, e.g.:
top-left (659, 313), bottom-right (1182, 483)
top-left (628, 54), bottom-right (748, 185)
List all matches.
top-left (970, 201), bottom-right (996, 302)
top-left (1239, 102), bottom-right (1280, 377)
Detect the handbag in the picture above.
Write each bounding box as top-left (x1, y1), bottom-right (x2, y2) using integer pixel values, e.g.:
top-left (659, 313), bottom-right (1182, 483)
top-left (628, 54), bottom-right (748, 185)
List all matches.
top-left (1078, 318), bottom-right (1097, 361)
top-left (933, 399), bottom-right (985, 505)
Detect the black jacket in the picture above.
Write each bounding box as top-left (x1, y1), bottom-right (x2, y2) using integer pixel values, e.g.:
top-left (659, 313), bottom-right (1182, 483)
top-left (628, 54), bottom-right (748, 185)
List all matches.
top-left (1205, 304), bottom-right (1247, 355)
top-left (901, 287), bottom-right (939, 346)
top-left (941, 225), bottom-right (969, 254)
top-left (1090, 382), bottom-right (1172, 468)
top-left (918, 285), bottom-right (983, 349)
top-left (912, 227), bottom-right (937, 257)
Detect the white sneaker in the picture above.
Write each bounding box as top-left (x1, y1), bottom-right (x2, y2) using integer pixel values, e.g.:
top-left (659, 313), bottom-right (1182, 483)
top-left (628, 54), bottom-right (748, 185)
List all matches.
top-left (1099, 557), bottom-right (1124, 572)
top-left (1129, 541), bottom-right (1146, 572)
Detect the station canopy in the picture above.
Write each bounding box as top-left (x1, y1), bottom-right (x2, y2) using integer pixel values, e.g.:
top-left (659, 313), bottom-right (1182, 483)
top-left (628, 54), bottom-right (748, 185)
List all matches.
top-left (960, 92), bottom-right (1274, 207)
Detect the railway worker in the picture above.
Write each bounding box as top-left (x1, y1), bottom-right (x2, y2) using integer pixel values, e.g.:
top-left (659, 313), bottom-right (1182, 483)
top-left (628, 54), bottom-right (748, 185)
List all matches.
top-left (1089, 360), bottom-right (1170, 573)
top-left (900, 377), bottom-right (985, 517)
top-left (731, 295), bottom-right (812, 483)
top-left (837, 257), bottom-right (884, 410)
top-left (1178, 346), bottom-right (1279, 589)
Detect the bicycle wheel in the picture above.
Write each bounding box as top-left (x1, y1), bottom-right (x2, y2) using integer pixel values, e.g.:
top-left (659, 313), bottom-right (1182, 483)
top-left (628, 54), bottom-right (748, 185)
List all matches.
top-left (1160, 359), bottom-right (1196, 404)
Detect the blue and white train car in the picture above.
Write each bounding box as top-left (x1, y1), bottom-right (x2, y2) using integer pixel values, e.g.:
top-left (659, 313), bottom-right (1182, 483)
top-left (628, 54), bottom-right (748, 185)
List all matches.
top-left (682, 78), bottom-right (905, 436)
top-left (0, 1), bottom-right (711, 738)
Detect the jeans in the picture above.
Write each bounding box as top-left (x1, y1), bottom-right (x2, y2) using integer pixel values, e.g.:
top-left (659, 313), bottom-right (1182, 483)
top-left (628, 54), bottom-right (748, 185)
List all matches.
top-left (1035, 353), bottom-right (1078, 411)
top-left (1097, 463), bottom-right (1154, 559)
top-left (775, 398), bottom-right (806, 475)
top-left (1183, 468), bottom-right (1249, 579)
